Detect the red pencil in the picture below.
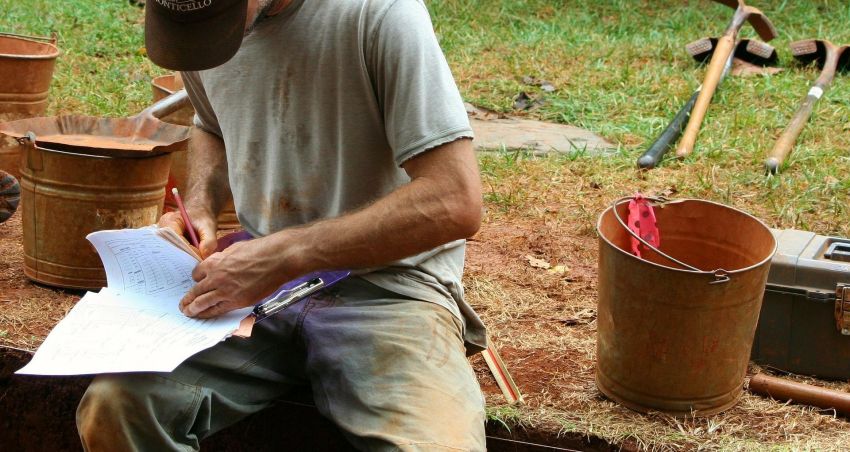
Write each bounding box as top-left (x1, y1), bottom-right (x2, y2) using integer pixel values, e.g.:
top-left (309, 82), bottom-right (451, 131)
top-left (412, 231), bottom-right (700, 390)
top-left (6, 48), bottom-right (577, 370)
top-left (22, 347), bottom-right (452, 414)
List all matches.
top-left (171, 187), bottom-right (200, 248)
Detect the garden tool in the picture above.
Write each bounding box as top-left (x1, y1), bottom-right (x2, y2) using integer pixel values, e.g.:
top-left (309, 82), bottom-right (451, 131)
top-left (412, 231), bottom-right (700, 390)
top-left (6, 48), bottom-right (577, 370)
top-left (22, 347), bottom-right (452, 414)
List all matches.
top-left (638, 37), bottom-right (777, 169)
top-left (765, 39), bottom-right (850, 174)
top-left (675, 0), bottom-right (777, 158)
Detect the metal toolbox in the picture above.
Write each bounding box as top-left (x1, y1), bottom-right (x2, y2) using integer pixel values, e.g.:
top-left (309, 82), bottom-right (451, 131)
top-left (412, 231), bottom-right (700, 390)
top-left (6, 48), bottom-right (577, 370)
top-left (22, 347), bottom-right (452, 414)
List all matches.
top-left (751, 228), bottom-right (850, 380)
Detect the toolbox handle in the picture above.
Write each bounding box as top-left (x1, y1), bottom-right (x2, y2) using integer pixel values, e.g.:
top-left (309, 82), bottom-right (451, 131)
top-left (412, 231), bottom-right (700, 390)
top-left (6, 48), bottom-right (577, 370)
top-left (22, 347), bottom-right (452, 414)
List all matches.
top-left (825, 242), bottom-right (850, 263)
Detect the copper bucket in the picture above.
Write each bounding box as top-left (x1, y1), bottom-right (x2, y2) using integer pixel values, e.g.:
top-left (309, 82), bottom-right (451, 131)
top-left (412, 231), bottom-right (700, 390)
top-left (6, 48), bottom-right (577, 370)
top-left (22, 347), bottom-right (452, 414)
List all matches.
top-left (0, 32), bottom-right (60, 179)
top-left (18, 140), bottom-right (172, 288)
top-left (152, 74), bottom-right (240, 229)
top-left (596, 198), bottom-right (776, 416)
top-left (0, 91), bottom-right (189, 289)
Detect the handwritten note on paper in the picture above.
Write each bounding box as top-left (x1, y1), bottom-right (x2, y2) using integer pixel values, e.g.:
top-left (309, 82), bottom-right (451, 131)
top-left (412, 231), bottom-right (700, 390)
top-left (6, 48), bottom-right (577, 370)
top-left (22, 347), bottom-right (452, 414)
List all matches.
top-left (16, 226), bottom-right (251, 376)
top-left (17, 292), bottom-right (251, 375)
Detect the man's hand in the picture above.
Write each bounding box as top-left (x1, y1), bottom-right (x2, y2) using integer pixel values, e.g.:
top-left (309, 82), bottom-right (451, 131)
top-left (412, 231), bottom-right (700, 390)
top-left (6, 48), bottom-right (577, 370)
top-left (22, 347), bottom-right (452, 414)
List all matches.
top-left (178, 235), bottom-right (294, 318)
top-left (178, 137), bottom-right (481, 320)
top-left (158, 208), bottom-right (219, 259)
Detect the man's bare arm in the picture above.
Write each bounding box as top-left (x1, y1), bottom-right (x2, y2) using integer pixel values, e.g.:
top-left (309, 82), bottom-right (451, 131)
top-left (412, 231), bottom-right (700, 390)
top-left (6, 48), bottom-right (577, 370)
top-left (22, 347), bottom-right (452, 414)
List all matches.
top-left (180, 138), bottom-right (482, 318)
top-left (160, 127), bottom-right (230, 257)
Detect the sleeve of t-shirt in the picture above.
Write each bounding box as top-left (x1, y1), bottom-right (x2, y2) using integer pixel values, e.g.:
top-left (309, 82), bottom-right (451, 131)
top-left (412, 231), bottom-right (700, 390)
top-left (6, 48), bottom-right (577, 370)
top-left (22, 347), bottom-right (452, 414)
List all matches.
top-left (179, 71), bottom-right (224, 138)
top-left (368, 0), bottom-right (473, 166)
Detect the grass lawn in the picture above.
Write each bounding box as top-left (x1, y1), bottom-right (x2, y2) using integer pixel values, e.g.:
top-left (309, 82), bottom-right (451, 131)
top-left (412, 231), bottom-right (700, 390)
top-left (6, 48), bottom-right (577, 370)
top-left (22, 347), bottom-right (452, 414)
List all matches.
top-left (2, 0), bottom-right (850, 450)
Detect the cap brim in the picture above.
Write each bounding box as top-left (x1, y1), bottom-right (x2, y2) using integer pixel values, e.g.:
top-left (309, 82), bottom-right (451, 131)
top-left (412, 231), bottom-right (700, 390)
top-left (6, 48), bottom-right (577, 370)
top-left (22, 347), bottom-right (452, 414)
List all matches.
top-left (145, 0), bottom-right (248, 71)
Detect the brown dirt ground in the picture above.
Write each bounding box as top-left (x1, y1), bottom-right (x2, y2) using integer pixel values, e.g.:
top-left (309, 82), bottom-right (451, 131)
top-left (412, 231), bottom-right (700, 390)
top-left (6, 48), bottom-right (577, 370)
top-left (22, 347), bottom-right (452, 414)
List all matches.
top-left (2, 168), bottom-right (850, 450)
top-left (0, 214), bottom-right (79, 351)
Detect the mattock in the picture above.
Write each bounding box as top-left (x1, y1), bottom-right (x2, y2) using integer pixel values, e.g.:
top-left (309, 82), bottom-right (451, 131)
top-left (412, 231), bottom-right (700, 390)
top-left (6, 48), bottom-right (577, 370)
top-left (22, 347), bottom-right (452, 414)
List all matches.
top-left (765, 39), bottom-right (850, 174)
top-left (674, 0), bottom-right (777, 159)
top-left (637, 37), bottom-right (778, 169)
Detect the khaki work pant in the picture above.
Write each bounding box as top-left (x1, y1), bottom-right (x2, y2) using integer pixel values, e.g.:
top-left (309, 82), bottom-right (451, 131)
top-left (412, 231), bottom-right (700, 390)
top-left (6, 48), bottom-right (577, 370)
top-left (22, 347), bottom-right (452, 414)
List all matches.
top-left (76, 278), bottom-right (486, 451)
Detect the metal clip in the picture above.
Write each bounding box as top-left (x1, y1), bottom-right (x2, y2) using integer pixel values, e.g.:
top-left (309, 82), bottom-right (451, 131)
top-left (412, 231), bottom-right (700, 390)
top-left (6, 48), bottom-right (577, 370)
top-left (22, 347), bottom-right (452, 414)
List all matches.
top-left (21, 132), bottom-right (43, 171)
top-left (709, 269), bottom-right (731, 285)
top-left (253, 277), bottom-right (325, 320)
top-left (836, 284), bottom-right (850, 335)
top-left (15, 131), bottom-right (36, 146)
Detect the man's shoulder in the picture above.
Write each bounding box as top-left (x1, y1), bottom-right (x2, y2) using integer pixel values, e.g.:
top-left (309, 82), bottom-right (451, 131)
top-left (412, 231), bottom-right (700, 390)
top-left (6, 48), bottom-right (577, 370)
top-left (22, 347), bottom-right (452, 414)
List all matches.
top-left (349, 0), bottom-right (429, 27)
top-left (301, 0), bottom-right (426, 35)
top-left (349, 0), bottom-right (432, 45)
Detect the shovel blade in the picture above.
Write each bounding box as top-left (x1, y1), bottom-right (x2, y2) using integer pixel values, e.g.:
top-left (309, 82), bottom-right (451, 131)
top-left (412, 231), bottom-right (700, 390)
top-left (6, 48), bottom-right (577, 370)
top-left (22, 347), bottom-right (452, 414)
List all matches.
top-left (744, 7), bottom-right (778, 42)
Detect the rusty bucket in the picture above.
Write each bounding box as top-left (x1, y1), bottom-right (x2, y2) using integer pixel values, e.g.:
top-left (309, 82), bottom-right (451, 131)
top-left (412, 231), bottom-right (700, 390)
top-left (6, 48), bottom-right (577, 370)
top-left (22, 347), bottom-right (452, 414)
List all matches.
top-left (0, 91), bottom-right (189, 289)
top-left (152, 74), bottom-right (240, 229)
top-left (596, 198), bottom-right (776, 416)
top-left (17, 138), bottom-right (172, 289)
top-left (0, 32), bottom-right (60, 178)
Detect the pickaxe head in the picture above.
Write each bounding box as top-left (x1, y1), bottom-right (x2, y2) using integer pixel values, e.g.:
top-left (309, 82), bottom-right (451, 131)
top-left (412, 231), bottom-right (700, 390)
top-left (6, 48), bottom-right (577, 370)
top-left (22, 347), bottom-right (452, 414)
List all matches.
top-left (686, 37), bottom-right (778, 66)
top-left (790, 39), bottom-right (850, 72)
top-left (712, 0), bottom-right (778, 42)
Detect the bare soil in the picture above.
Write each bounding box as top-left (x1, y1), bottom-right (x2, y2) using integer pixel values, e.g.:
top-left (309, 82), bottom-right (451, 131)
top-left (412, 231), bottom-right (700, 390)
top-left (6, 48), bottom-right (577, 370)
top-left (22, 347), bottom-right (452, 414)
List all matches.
top-left (2, 173), bottom-right (850, 450)
top-left (0, 214), bottom-right (80, 351)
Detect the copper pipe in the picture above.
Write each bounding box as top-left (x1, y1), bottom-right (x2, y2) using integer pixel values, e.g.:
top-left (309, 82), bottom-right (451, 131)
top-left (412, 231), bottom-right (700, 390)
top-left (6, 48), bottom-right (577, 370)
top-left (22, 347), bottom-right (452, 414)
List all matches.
top-left (748, 373), bottom-right (850, 416)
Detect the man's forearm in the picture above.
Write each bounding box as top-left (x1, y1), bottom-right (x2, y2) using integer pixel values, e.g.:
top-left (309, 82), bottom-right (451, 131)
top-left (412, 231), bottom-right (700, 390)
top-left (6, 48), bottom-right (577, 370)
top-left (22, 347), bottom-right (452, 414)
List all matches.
top-left (178, 139), bottom-right (481, 318)
top-left (185, 127), bottom-right (230, 219)
top-left (267, 138), bottom-right (482, 276)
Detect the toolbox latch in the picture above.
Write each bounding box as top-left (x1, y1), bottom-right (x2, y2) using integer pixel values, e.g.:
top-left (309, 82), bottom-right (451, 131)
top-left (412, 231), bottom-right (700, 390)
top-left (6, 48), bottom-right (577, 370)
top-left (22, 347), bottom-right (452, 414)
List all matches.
top-left (836, 284), bottom-right (850, 335)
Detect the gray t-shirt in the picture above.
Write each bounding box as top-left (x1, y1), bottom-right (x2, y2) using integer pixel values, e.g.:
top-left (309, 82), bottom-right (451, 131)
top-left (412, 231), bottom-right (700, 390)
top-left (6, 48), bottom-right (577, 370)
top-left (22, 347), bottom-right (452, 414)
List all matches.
top-left (181, 0), bottom-right (486, 353)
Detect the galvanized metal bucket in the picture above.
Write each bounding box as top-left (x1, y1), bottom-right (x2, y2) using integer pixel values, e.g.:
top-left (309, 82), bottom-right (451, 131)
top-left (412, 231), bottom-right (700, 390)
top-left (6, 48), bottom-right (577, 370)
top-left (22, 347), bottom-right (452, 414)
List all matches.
top-left (596, 198), bottom-right (777, 416)
top-left (152, 74), bottom-right (240, 229)
top-left (0, 32), bottom-right (60, 178)
top-left (19, 137), bottom-right (171, 289)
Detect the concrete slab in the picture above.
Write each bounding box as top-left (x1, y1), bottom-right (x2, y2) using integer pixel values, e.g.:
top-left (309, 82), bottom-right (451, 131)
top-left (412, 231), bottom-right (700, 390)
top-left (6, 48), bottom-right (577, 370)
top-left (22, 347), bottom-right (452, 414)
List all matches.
top-left (465, 104), bottom-right (616, 156)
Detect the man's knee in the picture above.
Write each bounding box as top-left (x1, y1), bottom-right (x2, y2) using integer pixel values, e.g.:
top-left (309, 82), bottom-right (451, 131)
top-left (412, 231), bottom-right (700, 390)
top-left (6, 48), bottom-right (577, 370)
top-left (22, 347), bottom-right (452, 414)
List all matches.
top-left (77, 374), bottom-right (199, 452)
top-left (77, 375), bottom-right (139, 444)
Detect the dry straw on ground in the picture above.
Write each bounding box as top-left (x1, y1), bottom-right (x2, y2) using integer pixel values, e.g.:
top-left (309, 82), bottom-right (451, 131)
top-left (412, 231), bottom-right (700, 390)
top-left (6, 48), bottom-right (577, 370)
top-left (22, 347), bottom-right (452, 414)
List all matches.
top-left (466, 154), bottom-right (850, 451)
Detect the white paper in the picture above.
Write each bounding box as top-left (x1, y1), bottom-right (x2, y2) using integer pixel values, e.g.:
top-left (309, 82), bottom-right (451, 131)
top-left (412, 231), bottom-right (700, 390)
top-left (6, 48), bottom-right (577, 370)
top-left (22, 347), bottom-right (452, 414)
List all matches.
top-left (17, 227), bottom-right (251, 376)
top-left (86, 226), bottom-right (199, 304)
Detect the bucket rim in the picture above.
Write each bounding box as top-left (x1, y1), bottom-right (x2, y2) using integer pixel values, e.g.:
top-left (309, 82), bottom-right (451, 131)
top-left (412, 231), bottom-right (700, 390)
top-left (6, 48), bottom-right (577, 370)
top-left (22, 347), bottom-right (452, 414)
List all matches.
top-left (0, 34), bottom-right (60, 60)
top-left (597, 198), bottom-right (778, 277)
top-left (151, 74), bottom-right (183, 96)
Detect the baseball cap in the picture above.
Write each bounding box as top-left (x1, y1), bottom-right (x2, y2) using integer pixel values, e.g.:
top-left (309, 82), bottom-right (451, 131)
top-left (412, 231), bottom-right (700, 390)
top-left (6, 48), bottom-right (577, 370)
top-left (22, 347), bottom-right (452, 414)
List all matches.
top-left (145, 0), bottom-right (248, 71)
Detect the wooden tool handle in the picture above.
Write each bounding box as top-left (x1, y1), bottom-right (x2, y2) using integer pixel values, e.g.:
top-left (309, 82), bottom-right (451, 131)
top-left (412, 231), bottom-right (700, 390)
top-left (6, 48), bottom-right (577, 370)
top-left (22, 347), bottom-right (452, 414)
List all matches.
top-left (676, 35), bottom-right (736, 158)
top-left (765, 90), bottom-right (821, 174)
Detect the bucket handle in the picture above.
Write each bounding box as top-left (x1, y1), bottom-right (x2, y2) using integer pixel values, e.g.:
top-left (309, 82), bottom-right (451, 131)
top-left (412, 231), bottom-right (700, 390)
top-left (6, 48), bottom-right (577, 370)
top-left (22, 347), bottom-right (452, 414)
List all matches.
top-left (611, 196), bottom-right (731, 284)
top-left (0, 31), bottom-right (58, 45)
top-left (16, 132), bottom-right (112, 162)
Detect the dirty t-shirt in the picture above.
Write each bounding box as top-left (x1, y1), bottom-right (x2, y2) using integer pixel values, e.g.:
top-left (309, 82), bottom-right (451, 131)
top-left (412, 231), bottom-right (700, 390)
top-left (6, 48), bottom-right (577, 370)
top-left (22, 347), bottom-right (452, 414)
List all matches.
top-left (181, 0), bottom-right (486, 352)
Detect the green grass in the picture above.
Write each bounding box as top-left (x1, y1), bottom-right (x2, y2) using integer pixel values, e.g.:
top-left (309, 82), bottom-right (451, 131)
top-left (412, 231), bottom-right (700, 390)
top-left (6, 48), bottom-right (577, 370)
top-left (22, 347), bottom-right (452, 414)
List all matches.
top-left (431, 0), bottom-right (850, 236)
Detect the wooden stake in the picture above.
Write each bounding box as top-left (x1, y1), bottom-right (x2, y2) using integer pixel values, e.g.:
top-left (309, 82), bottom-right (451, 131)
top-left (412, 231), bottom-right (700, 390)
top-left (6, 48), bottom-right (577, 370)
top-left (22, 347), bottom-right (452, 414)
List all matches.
top-left (482, 340), bottom-right (523, 405)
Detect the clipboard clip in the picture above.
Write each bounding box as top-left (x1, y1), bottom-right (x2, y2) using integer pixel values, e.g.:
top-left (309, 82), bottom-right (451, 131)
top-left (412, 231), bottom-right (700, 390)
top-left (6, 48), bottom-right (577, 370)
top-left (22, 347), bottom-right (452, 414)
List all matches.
top-left (253, 277), bottom-right (325, 322)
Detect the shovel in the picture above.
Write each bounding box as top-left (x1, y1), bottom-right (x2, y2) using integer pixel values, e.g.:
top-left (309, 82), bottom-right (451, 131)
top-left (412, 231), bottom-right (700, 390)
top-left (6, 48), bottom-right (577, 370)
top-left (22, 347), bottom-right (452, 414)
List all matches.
top-left (674, 0), bottom-right (777, 159)
top-left (638, 38), bottom-right (777, 169)
top-left (764, 40), bottom-right (850, 173)
top-left (0, 89), bottom-right (190, 158)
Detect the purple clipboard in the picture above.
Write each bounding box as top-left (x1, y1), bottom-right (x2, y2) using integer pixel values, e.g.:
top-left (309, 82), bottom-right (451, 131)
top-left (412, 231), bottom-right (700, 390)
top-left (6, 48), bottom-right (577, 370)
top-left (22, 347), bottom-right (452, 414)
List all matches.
top-left (217, 231), bottom-right (350, 322)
